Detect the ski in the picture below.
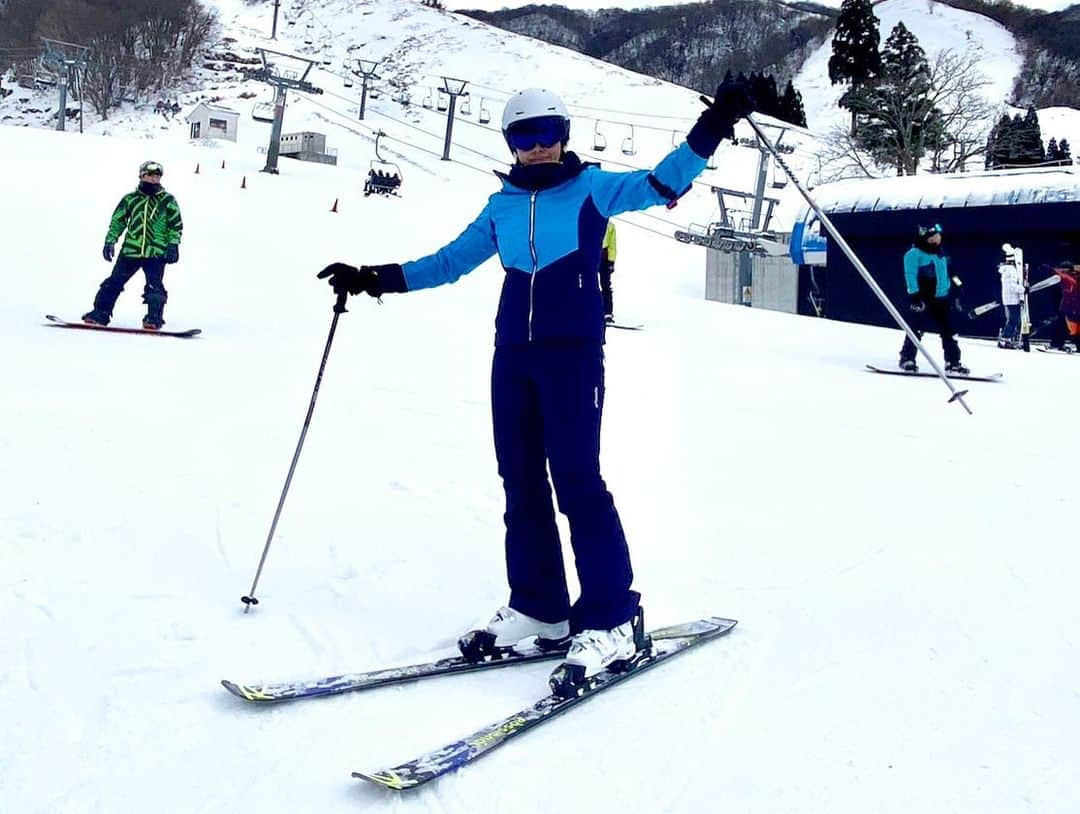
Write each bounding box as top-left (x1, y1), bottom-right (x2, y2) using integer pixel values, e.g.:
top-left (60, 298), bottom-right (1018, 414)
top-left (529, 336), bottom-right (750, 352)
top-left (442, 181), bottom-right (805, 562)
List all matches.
top-left (352, 616), bottom-right (736, 791)
top-left (1037, 346), bottom-right (1078, 356)
top-left (866, 364), bottom-right (1002, 382)
top-left (221, 617), bottom-right (722, 704)
top-left (44, 314), bottom-right (201, 338)
top-left (222, 641), bottom-right (570, 703)
top-left (967, 275), bottom-right (1059, 318)
top-left (606, 322), bottom-right (644, 331)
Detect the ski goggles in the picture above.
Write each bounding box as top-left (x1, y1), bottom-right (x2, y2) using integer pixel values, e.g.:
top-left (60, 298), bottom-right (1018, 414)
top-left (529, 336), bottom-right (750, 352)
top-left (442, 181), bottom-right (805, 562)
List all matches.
top-left (918, 223), bottom-right (943, 237)
top-left (139, 162), bottom-right (164, 176)
top-left (505, 116), bottom-right (569, 151)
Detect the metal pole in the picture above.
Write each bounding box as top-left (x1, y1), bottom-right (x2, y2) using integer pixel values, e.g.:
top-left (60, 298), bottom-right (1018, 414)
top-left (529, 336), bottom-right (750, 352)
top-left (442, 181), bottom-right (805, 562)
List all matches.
top-left (743, 115), bottom-right (973, 414)
top-left (359, 75), bottom-right (369, 120)
top-left (271, 0), bottom-right (281, 39)
top-left (241, 291), bottom-right (349, 611)
top-left (262, 84), bottom-right (286, 174)
top-left (442, 94), bottom-right (457, 161)
top-left (55, 70), bottom-right (68, 131)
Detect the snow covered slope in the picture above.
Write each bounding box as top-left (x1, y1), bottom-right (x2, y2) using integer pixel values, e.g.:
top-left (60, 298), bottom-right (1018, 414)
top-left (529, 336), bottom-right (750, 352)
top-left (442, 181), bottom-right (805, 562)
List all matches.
top-left (1, 1), bottom-right (1079, 811)
top-left (3, 68), bottom-right (1080, 814)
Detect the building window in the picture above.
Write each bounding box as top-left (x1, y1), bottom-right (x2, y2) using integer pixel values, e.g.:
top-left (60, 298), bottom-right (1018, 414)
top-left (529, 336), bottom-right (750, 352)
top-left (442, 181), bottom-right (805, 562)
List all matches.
top-left (209, 117), bottom-right (229, 133)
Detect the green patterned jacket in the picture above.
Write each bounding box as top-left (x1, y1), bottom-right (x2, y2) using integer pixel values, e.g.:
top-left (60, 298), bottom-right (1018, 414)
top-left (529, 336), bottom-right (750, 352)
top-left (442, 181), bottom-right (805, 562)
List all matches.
top-left (105, 188), bottom-right (183, 259)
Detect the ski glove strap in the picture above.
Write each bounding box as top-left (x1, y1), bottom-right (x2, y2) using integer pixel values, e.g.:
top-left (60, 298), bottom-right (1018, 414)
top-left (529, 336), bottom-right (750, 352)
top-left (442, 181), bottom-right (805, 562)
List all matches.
top-left (686, 79), bottom-right (756, 158)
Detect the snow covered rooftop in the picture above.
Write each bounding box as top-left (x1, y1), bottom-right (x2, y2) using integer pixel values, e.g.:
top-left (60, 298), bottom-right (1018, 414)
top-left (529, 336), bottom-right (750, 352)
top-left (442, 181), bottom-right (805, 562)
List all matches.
top-left (810, 166), bottom-right (1080, 213)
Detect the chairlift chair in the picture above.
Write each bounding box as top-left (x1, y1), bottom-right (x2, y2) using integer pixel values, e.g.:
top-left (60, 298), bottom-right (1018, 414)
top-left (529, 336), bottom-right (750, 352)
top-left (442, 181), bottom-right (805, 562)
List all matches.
top-left (436, 91), bottom-right (448, 113)
top-left (321, 54), bottom-right (331, 65)
top-left (478, 98), bottom-right (491, 124)
top-left (422, 88), bottom-right (434, 109)
top-left (364, 130), bottom-right (403, 197)
top-left (344, 72), bottom-right (353, 88)
top-left (369, 85), bottom-right (380, 100)
top-left (621, 124), bottom-right (636, 156)
top-left (460, 95), bottom-right (472, 116)
top-left (593, 120), bottom-right (607, 152)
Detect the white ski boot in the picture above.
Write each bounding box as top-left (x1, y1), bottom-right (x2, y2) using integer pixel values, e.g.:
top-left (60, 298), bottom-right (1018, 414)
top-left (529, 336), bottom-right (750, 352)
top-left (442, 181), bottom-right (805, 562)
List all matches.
top-left (458, 607), bottom-right (569, 662)
top-left (549, 609), bottom-right (649, 698)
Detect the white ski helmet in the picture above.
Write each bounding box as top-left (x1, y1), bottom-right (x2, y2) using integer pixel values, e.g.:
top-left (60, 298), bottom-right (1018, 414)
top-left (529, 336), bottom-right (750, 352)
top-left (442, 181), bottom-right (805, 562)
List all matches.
top-left (501, 88), bottom-right (570, 149)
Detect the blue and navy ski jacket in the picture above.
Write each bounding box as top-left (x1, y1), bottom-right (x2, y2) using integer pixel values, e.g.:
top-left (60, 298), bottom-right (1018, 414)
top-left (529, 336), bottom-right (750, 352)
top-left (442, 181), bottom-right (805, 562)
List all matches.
top-left (385, 143), bottom-right (707, 346)
top-left (904, 245), bottom-right (951, 299)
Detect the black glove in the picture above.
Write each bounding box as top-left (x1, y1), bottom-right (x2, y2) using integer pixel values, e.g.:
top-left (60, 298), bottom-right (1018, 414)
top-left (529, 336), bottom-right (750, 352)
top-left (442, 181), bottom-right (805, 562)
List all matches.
top-left (103, 244), bottom-right (115, 262)
top-left (686, 79), bottom-right (756, 158)
top-left (908, 292), bottom-right (926, 314)
top-left (164, 244), bottom-right (179, 264)
top-left (317, 263), bottom-right (385, 298)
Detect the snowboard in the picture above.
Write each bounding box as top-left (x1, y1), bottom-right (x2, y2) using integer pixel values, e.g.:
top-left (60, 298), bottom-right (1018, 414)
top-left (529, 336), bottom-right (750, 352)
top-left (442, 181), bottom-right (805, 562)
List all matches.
top-left (45, 314), bottom-right (201, 338)
top-left (865, 364), bottom-right (1002, 382)
top-left (605, 322), bottom-right (644, 331)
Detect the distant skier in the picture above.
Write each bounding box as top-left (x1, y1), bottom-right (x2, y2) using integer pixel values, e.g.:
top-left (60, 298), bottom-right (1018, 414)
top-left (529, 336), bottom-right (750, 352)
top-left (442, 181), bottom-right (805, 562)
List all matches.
top-left (82, 160), bottom-right (183, 330)
top-left (600, 221), bottom-right (616, 323)
top-left (898, 223), bottom-right (969, 374)
top-left (1047, 259), bottom-right (1080, 352)
top-left (997, 243), bottom-right (1024, 349)
top-left (318, 80), bottom-right (755, 695)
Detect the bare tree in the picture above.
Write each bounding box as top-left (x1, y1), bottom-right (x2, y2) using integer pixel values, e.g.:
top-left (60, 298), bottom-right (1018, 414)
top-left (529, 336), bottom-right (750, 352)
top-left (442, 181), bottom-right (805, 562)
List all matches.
top-left (924, 48), bottom-right (995, 173)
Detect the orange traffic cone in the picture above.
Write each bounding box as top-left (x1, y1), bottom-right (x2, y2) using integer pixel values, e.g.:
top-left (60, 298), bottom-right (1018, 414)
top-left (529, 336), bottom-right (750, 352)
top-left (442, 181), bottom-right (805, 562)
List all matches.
top-left (330, 198), bottom-right (339, 213)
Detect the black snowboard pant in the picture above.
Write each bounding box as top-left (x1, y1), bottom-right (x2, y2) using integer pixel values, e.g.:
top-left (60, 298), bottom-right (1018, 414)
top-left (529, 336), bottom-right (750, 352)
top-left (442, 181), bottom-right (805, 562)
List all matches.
top-left (93, 255), bottom-right (167, 321)
top-left (899, 296), bottom-right (961, 365)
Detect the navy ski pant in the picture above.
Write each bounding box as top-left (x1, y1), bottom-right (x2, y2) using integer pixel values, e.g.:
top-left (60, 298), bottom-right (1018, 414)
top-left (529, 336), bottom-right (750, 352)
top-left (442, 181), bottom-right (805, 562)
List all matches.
top-left (491, 342), bottom-right (639, 633)
top-left (93, 255), bottom-right (167, 320)
top-left (900, 296), bottom-right (961, 365)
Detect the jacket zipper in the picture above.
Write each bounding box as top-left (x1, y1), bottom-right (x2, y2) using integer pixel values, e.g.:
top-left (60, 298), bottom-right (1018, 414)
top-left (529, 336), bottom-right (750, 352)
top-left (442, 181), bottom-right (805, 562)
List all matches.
top-left (527, 191), bottom-right (538, 342)
top-left (139, 197), bottom-right (149, 256)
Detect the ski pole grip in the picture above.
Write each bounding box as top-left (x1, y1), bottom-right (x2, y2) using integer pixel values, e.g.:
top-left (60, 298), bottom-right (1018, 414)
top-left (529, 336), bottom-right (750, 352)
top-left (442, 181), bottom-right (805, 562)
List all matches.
top-left (333, 290), bottom-right (348, 314)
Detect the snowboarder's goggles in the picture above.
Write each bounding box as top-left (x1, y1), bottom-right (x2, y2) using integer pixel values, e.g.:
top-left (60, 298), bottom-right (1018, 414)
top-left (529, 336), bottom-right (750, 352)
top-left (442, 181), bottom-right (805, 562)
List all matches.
top-left (918, 223), bottom-right (942, 237)
top-left (140, 162), bottom-right (164, 176)
top-left (506, 116), bottom-right (568, 151)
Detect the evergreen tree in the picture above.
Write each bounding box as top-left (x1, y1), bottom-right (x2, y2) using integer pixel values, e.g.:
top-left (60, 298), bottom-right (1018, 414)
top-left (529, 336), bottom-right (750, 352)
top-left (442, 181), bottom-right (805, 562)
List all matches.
top-left (780, 80), bottom-right (807, 128)
top-left (1018, 105), bottom-right (1045, 165)
top-left (828, 0), bottom-right (881, 134)
top-left (1047, 137), bottom-right (1060, 162)
top-left (854, 22), bottom-right (934, 175)
top-left (1060, 138), bottom-right (1072, 164)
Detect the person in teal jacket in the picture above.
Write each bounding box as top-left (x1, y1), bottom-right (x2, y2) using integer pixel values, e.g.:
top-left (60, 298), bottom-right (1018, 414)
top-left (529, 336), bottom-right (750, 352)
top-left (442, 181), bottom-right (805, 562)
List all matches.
top-left (317, 80), bottom-right (755, 696)
top-left (898, 224), bottom-right (968, 374)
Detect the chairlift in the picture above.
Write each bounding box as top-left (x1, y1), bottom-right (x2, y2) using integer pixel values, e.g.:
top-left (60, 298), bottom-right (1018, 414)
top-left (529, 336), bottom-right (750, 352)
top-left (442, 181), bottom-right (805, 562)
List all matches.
top-left (422, 88), bottom-right (434, 109)
top-left (304, 20), bottom-right (314, 45)
top-left (460, 95), bottom-right (472, 116)
top-left (770, 162), bottom-right (788, 189)
top-left (394, 89), bottom-right (411, 107)
top-left (364, 130), bottom-right (403, 197)
top-left (369, 84), bottom-right (380, 100)
top-left (321, 54), bottom-right (331, 66)
top-left (286, 17), bottom-right (296, 26)
top-left (436, 91), bottom-right (448, 113)
top-left (344, 72), bottom-right (353, 88)
top-left (251, 102), bottom-right (274, 123)
top-left (671, 130), bottom-right (680, 147)
top-left (592, 120), bottom-right (607, 152)
top-left (621, 124), bottom-right (636, 156)
top-left (478, 97), bottom-right (491, 124)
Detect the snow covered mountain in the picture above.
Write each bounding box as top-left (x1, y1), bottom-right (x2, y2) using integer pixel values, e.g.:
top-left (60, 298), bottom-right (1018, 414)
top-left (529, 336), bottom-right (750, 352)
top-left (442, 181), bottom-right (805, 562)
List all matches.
top-left (2, 1), bottom-right (1080, 811)
top-left (453, 0), bottom-right (1080, 11)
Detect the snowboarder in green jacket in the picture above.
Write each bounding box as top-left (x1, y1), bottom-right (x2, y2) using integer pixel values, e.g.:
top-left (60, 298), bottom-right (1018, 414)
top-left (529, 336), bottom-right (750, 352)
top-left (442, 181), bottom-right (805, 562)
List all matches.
top-left (82, 160), bottom-right (183, 329)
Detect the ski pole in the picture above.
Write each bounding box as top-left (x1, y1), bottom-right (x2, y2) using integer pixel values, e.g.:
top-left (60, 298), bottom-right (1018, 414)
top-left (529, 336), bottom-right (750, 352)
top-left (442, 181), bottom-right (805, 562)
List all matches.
top-left (743, 115), bottom-right (973, 415)
top-left (241, 289), bottom-right (349, 611)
